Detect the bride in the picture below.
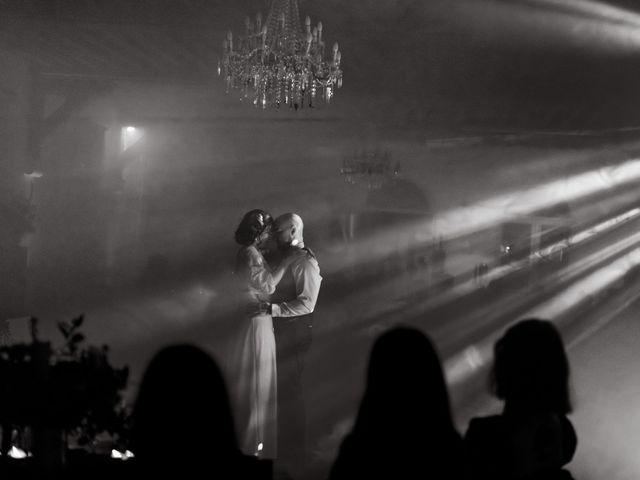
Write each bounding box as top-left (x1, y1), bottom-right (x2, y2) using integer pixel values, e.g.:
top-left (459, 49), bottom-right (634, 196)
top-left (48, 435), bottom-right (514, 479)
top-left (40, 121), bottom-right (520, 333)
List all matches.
top-left (231, 209), bottom-right (292, 459)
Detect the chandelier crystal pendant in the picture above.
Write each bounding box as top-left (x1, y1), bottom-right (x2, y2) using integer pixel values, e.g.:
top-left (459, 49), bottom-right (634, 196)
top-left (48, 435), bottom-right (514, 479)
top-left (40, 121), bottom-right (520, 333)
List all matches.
top-left (219, 0), bottom-right (343, 110)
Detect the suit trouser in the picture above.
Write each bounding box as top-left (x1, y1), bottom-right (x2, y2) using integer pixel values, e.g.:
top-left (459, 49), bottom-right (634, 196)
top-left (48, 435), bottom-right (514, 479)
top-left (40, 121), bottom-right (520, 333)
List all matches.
top-left (273, 314), bottom-right (313, 465)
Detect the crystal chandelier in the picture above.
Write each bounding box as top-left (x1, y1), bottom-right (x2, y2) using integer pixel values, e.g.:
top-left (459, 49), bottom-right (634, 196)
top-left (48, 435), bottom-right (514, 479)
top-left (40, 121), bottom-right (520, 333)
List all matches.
top-left (219, 0), bottom-right (343, 109)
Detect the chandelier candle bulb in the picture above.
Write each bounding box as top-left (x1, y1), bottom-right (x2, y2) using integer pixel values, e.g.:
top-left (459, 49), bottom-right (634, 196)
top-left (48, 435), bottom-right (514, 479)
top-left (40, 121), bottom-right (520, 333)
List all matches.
top-left (306, 32), bottom-right (312, 54)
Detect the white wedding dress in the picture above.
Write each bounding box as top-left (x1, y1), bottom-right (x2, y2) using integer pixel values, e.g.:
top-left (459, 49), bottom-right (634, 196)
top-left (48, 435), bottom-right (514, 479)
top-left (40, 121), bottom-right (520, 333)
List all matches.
top-left (232, 245), bottom-right (278, 459)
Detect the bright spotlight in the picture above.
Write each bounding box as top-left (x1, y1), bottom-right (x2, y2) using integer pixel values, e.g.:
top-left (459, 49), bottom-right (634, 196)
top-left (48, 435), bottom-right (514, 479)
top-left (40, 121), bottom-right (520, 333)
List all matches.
top-left (8, 446), bottom-right (28, 459)
top-left (111, 449), bottom-right (135, 460)
top-left (121, 126), bottom-right (144, 151)
top-left (23, 171), bottom-right (43, 179)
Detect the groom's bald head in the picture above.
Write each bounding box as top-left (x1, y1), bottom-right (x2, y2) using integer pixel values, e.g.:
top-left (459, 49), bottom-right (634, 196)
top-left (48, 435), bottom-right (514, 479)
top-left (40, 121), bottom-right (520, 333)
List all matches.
top-left (273, 213), bottom-right (304, 248)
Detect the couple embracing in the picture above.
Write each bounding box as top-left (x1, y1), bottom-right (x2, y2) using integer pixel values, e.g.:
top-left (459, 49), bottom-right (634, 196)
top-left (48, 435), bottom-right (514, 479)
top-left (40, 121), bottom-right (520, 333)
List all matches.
top-left (232, 210), bottom-right (322, 470)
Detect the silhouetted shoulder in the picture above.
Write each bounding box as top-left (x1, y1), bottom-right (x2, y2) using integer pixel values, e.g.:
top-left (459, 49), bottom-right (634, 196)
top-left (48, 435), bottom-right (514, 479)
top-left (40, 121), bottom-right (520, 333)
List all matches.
top-left (465, 413), bottom-right (577, 480)
top-left (331, 432), bottom-right (464, 480)
top-left (465, 415), bottom-right (507, 462)
top-left (466, 415), bottom-right (506, 439)
top-left (331, 327), bottom-right (464, 480)
top-left (559, 415), bottom-right (578, 464)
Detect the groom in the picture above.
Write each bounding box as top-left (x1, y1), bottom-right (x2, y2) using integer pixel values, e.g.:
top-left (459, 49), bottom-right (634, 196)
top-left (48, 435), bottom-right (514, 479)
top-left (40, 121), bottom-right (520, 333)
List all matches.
top-left (263, 213), bottom-right (322, 474)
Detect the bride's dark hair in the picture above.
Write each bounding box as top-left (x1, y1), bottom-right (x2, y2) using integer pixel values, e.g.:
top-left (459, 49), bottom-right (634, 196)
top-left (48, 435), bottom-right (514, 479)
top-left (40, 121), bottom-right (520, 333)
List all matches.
top-left (234, 209), bottom-right (273, 246)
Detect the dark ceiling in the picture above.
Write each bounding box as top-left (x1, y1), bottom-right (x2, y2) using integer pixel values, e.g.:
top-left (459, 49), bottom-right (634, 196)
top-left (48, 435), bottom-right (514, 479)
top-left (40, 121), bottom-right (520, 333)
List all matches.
top-left (2, 0), bottom-right (640, 130)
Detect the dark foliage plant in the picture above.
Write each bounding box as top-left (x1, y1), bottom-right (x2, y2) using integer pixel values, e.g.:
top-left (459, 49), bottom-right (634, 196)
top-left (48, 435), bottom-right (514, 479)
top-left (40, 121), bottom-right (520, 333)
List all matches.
top-left (0, 316), bottom-right (129, 453)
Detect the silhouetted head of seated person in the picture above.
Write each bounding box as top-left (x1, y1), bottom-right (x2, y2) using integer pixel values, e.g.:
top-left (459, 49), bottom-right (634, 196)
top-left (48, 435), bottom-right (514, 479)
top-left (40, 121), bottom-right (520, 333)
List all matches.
top-left (465, 318), bottom-right (577, 480)
top-left (130, 344), bottom-right (266, 477)
top-left (330, 326), bottom-right (463, 480)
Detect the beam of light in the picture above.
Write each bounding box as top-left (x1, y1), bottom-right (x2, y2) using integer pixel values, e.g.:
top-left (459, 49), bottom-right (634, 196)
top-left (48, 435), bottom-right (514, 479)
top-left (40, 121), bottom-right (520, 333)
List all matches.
top-left (445, 244), bottom-right (640, 387)
top-left (565, 283), bottom-right (640, 349)
top-left (521, 0), bottom-right (640, 29)
top-left (314, 200), bottom-right (640, 348)
top-left (437, 159), bottom-right (640, 238)
top-left (569, 208), bottom-right (640, 244)
top-left (328, 157), bottom-right (640, 273)
top-left (434, 226), bottom-right (640, 346)
top-left (400, 207), bottom-right (640, 326)
top-left (316, 182), bottom-right (640, 341)
top-left (562, 183), bottom-right (640, 230)
top-left (316, 203), bottom-right (640, 356)
top-left (525, 249), bottom-right (640, 319)
top-left (450, 0), bottom-right (640, 52)
top-left (492, 207), bottom-right (640, 279)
